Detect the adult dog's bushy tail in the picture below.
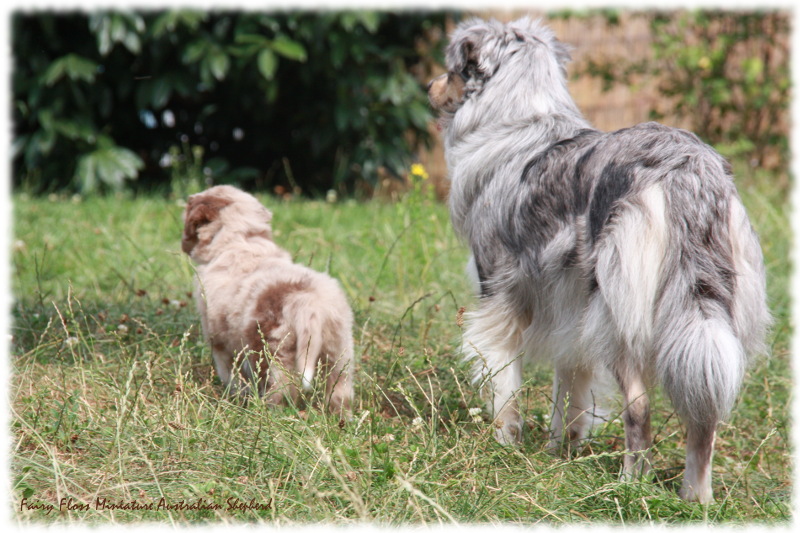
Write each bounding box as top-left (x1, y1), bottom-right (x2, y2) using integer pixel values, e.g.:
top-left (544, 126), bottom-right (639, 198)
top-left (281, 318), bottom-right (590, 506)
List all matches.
top-left (653, 176), bottom-right (769, 426)
top-left (655, 307), bottom-right (746, 426)
top-left (590, 156), bottom-right (770, 502)
top-left (591, 175), bottom-right (768, 427)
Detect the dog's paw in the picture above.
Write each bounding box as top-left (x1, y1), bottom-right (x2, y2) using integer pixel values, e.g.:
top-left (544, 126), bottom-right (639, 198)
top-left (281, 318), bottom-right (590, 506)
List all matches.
top-left (493, 418), bottom-right (523, 445)
top-left (620, 450), bottom-right (653, 481)
top-left (546, 435), bottom-right (586, 457)
top-left (679, 482), bottom-right (714, 504)
top-left (546, 435), bottom-right (568, 455)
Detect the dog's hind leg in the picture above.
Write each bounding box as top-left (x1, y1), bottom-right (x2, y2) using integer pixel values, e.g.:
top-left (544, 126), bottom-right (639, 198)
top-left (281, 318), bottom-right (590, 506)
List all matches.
top-left (549, 364), bottom-right (596, 453)
top-left (613, 363), bottom-right (653, 479)
top-left (463, 304), bottom-right (525, 444)
top-left (680, 422), bottom-right (716, 503)
top-left (488, 353), bottom-right (523, 444)
top-left (655, 296), bottom-right (746, 502)
top-left (215, 346), bottom-right (256, 400)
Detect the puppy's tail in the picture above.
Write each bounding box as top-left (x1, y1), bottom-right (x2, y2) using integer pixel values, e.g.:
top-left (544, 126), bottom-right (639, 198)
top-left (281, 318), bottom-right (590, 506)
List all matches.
top-left (295, 312), bottom-right (324, 392)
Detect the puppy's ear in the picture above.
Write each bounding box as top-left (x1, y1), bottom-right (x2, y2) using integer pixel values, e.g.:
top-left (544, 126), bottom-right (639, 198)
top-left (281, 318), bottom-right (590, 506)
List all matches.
top-left (181, 195), bottom-right (231, 255)
top-left (254, 206), bottom-right (275, 241)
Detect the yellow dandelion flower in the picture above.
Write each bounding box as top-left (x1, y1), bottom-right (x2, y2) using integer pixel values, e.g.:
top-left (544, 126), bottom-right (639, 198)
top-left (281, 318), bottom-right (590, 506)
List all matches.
top-left (410, 163), bottom-right (429, 180)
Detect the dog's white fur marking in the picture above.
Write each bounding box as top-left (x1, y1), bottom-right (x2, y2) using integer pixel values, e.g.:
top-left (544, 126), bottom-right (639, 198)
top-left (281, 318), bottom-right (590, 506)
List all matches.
top-left (430, 17), bottom-right (770, 503)
top-left (182, 185), bottom-right (355, 415)
top-left (590, 184), bottom-right (668, 354)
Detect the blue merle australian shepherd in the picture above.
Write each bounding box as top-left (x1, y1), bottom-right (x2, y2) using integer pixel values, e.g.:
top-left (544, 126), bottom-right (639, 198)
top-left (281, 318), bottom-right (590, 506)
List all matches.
top-left (428, 17), bottom-right (769, 502)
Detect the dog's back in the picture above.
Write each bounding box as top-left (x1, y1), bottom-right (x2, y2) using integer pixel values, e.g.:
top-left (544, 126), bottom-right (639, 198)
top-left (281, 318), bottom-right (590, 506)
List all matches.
top-left (469, 122), bottom-right (768, 355)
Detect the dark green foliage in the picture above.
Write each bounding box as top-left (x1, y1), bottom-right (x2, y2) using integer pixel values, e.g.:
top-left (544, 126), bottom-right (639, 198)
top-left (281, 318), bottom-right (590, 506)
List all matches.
top-left (12, 10), bottom-right (450, 195)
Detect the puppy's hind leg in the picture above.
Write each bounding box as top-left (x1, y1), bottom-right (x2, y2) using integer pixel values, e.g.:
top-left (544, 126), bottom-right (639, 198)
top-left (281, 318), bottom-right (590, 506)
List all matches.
top-left (211, 345), bottom-right (234, 390)
top-left (323, 337), bottom-right (355, 417)
top-left (264, 362), bottom-right (299, 407)
top-left (656, 307), bottom-right (746, 502)
top-left (463, 303), bottom-right (525, 444)
top-left (262, 342), bottom-right (300, 407)
top-left (216, 347), bottom-right (256, 401)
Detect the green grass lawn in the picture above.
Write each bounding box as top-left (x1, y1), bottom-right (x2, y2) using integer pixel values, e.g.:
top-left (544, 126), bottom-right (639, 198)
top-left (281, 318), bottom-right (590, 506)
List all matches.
top-left (9, 165), bottom-right (792, 524)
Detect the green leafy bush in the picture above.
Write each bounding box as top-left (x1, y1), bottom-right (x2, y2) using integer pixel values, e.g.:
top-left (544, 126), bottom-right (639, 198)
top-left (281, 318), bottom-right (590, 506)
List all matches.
top-left (649, 11), bottom-right (789, 168)
top-left (577, 10), bottom-right (789, 171)
top-left (12, 11), bottom-right (450, 195)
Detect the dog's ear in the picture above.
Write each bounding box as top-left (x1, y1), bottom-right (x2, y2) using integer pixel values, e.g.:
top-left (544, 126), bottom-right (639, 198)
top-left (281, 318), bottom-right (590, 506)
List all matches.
top-left (446, 38), bottom-right (465, 75)
top-left (181, 194), bottom-right (232, 255)
top-left (550, 38), bottom-right (573, 77)
top-left (447, 22), bottom-right (483, 78)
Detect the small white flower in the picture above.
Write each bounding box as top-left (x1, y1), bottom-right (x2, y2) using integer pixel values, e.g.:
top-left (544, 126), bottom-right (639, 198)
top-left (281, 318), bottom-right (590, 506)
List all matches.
top-left (12, 240), bottom-right (26, 252)
top-left (469, 407), bottom-right (483, 422)
top-left (117, 324), bottom-right (129, 334)
top-left (326, 189), bottom-right (338, 203)
top-left (382, 434), bottom-right (395, 443)
top-left (411, 417), bottom-right (424, 431)
top-left (65, 336), bottom-right (80, 347)
top-left (169, 299), bottom-right (182, 310)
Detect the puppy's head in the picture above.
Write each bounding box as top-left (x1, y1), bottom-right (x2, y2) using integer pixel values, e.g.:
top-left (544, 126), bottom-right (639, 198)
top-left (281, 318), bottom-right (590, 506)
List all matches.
top-left (428, 17), bottom-right (572, 120)
top-left (181, 185), bottom-right (273, 261)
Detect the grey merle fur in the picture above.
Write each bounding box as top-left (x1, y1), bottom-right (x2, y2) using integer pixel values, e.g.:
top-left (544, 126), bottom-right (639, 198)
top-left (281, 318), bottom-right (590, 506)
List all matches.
top-left (429, 16), bottom-right (769, 503)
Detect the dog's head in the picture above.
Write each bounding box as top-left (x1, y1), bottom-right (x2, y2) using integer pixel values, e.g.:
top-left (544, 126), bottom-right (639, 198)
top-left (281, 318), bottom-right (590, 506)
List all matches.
top-left (428, 17), bottom-right (572, 121)
top-left (181, 185), bottom-right (273, 262)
